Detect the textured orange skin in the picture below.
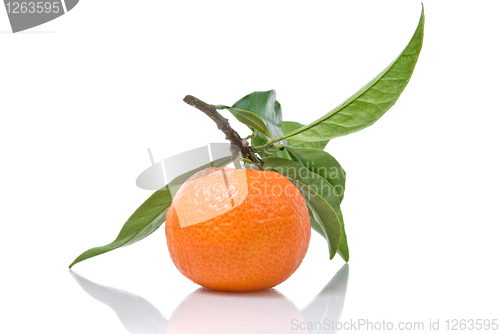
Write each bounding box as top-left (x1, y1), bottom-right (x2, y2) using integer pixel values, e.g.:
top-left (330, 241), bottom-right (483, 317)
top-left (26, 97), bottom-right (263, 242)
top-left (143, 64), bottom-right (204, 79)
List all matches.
top-left (165, 168), bottom-right (311, 292)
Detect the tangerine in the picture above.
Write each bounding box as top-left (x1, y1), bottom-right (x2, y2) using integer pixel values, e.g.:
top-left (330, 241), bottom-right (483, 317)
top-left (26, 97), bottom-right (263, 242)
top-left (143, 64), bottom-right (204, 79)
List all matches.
top-left (165, 167), bottom-right (310, 291)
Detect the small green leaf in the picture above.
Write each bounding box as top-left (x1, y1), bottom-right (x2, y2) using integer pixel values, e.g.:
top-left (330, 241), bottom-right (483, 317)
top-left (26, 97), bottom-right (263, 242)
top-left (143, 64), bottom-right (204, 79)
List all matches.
top-left (226, 107), bottom-right (272, 138)
top-left (290, 179), bottom-right (341, 260)
top-left (230, 90), bottom-right (286, 143)
top-left (282, 121), bottom-right (329, 150)
top-left (251, 132), bottom-right (267, 147)
top-left (272, 6), bottom-right (425, 143)
top-left (69, 156), bottom-right (234, 268)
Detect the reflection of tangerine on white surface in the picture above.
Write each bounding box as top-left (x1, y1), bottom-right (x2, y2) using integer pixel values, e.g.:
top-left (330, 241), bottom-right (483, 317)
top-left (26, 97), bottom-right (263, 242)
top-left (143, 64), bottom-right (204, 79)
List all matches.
top-left (70, 264), bottom-right (349, 334)
top-left (173, 167), bottom-right (248, 228)
top-left (166, 288), bottom-right (307, 334)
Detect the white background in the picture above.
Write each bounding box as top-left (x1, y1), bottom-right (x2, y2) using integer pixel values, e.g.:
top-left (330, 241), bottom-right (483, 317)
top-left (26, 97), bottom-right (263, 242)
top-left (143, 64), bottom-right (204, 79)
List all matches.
top-left (1, 1), bottom-right (499, 333)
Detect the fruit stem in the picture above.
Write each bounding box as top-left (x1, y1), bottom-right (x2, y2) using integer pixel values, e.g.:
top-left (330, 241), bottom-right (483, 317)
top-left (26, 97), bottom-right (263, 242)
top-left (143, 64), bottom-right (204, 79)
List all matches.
top-left (183, 95), bottom-right (263, 167)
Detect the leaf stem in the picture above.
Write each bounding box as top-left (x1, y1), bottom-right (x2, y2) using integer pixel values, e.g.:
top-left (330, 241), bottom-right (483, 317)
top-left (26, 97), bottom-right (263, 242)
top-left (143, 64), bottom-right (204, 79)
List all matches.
top-left (243, 133), bottom-right (255, 140)
top-left (253, 143), bottom-right (285, 152)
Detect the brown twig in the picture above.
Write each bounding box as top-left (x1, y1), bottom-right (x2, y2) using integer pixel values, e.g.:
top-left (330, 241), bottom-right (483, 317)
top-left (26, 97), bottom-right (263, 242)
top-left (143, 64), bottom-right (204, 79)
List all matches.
top-left (183, 95), bottom-right (262, 166)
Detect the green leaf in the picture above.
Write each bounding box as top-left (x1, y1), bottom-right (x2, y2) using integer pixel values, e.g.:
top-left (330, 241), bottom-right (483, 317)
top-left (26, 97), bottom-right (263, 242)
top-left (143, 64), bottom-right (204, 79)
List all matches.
top-left (69, 156), bottom-right (234, 268)
top-left (282, 121), bottom-right (329, 150)
top-left (251, 132), bottom-right (267, 147)
top-left (310, 208), bottom-right (349, 262)
top-left (68, 186), bottom-right (172, 268)
top-left (226, 107), bottom-right (272, 138)
top-left (282, 147), bottom-right (349, 261)
top-left (226, 90), bottom-right (291, 158)
top-left (336, 208), bottom-right (349, 261)
top-left (285, 147), bottom-right (346, 203)
top-left (262, 157), bottom-right (340, 213)
top-left (290, 179), bottom-right (341, 259)
top-left (229, 90), bottom-right (286, 143)
top-left (309, 210), bottom-right (323, 236)
top-left (272, 6), bottom-right (425, 143)
top-left (263, 156), bottom-right (348, 261)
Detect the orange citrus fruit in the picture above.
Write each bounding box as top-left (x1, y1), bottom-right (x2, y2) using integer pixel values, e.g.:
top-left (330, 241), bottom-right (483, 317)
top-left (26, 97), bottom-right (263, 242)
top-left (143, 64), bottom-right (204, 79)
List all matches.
top-left (165, 166), bottom-right (311, 291)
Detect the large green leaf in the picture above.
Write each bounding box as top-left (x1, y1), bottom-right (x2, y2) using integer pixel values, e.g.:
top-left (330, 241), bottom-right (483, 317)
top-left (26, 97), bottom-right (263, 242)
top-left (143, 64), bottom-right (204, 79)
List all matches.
top-left (69, 156), bottom-right (233, 268)
top-left (282, 121), bottom-right (329, 150)
top-left (271, 6), bottom-right (425, 143)
top-left (290, 179), bottom-right (341, 259)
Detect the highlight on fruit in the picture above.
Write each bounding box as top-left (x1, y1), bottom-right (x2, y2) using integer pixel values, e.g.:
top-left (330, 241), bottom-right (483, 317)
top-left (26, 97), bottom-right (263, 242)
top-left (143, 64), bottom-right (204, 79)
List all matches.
top-left (69, 6), bottom-right (424, 291)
